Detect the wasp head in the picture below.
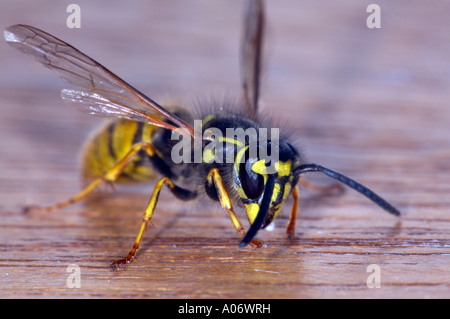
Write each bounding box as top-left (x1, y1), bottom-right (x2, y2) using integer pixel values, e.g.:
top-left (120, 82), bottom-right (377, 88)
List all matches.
top-left (233, 140), bottom-right (301, 246)
top-left (234, 137), bottom-right (401, 247)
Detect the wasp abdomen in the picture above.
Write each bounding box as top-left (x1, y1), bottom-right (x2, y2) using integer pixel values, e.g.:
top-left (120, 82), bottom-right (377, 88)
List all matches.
top-left (81, 119), bottom-right (157, 183)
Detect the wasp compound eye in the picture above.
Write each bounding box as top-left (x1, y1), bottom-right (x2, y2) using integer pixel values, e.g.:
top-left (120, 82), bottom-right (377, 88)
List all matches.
top-left (240, 159), bottom-right (264, 200)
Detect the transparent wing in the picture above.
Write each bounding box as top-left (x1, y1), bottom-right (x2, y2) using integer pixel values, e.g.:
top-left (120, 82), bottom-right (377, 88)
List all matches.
top-left (241, 0), bottom-right (265, 117)
top-left (4, 24), bottom-right (194, 137)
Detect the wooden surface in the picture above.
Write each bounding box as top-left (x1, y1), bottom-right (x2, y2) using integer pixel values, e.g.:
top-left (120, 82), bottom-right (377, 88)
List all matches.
top-left (0, 0), bottom-right (449, 299)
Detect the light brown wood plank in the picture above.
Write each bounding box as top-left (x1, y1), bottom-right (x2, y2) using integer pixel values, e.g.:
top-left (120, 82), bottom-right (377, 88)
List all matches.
top-left (0, 0), bottom-right (449, 298)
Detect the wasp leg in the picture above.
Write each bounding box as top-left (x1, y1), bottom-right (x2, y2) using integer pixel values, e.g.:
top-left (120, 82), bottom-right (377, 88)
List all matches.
top-left (110, 176), bottom-right (196, 270)
top-left (24, 142), bottom-right (156, 214)
top-left (286, 185), bottom-right (299, 239)
top-left (299, 176), bottom-right (344, 193)
top-left (206, 168), bottom-right (262, 247)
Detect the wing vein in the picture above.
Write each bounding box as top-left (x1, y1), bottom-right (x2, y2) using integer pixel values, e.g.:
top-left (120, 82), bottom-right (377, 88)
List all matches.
top-left (4, 24), bottom-right (195, 138)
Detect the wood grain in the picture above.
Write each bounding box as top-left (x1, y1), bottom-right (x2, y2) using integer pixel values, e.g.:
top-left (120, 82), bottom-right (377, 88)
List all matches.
top-left (0, 0), bottom-right (449, 299)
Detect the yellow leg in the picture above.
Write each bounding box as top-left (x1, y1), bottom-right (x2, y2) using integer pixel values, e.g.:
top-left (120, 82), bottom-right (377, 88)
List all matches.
top-left (286, 185), bottom-right (299, 239)
top-left (207, 168), bottom-right (261, 247)
top-left (110, 177), bottom-right (175, 270)
top-left (24, 142), bottom-right (155, 214)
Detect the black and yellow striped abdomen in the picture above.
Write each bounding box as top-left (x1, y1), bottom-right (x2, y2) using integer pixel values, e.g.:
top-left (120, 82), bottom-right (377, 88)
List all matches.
top-left (81, 119), bottom-right (158, 183)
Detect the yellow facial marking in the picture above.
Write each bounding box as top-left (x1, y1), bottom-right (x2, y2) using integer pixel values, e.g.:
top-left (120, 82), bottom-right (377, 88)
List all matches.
top-left (271, 183), bottom-right (281, 203)
top-left (275, 160), bottom-right (292, 177)
top-left (251, 160), bottom-right (292, 177)
top-left (245, 203), bottom-right (260, 224)
top-left (250, 160), bottom-right (269, 184)
top-left (202, 148), bottom-right (215, 163)
top-left (251, 160), bottom-right (267, 175)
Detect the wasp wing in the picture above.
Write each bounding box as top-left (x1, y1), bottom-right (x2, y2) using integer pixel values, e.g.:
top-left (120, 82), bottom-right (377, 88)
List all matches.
top-left (4, 24), bottom-right (194, 137)
top-left (60, 89), bottom-right (191, 136)
top-left (241, 0), bottom-right (265, 117)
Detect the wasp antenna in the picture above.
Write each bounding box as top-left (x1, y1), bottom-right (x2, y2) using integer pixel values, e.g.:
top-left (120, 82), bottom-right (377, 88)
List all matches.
top-left (239, 174), bottom-right (275, 247)
top-left (294, 164), bottom-right (400, 216)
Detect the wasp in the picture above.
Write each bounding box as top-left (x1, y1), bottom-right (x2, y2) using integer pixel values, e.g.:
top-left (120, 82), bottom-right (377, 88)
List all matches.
top-left (4, 0), bottom-right (400, 271)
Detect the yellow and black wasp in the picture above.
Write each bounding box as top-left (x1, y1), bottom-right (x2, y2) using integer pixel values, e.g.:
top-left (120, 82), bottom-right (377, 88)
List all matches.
top-left (4, 0), bottom-right (400, 270)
